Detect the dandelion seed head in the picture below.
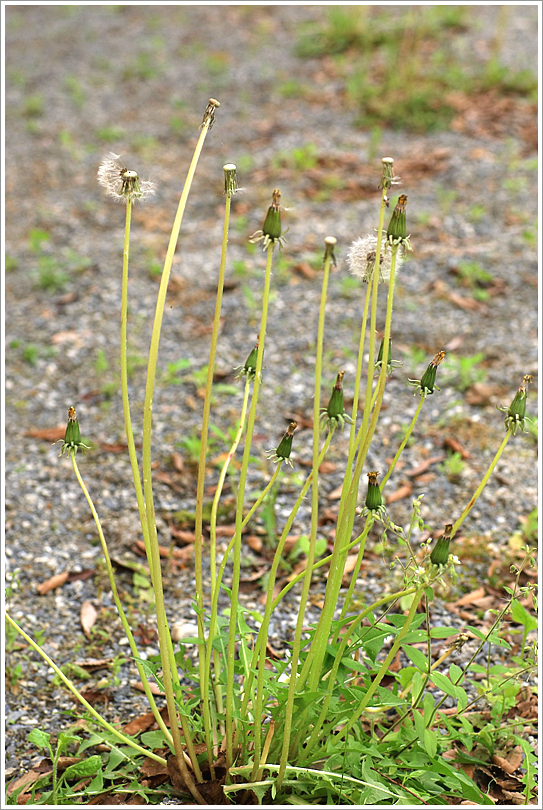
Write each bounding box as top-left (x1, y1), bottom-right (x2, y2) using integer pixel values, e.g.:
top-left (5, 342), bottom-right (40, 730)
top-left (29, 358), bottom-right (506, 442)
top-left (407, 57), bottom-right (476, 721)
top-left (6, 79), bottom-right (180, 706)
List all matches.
top-left (97, 152), bottom-right (155, 204)
top-left (346, 234), bottom-right (402, 283)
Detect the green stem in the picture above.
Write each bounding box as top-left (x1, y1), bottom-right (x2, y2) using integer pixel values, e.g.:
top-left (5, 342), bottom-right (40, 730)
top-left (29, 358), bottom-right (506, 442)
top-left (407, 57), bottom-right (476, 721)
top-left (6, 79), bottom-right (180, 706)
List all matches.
top-left (347, 282), bottom-right (372, 458)
top-left (70, 451), bottom-right (173, 746)
top-left (450, 430), bottom-right (511, 538)
top-left (192, 184), bottom-right (234, 773)
top-left (275, 240), bottom-right (335, 785)
top-left (335, 585), bottom-right (424, 744)
top-left (225, 242), bottom-right (274, 769)
top-left (140, 107), bottom-right (216, 792)
top-left (380, 395), bottom-right (425, 490)
top-left (5, 613), bottom-right (167, 766)
top-left (299, 583), bottom-right (418, 763)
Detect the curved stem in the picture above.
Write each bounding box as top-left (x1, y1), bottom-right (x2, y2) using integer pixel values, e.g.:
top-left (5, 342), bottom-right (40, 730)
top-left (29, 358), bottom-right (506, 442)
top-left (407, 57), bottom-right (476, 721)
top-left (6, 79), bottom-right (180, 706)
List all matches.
top-left (5, 614), bottom-right (168, 766)
top-left (70, 451), bottom-right (173, 746)
top-left (450, 431), bottom-right (511, 537)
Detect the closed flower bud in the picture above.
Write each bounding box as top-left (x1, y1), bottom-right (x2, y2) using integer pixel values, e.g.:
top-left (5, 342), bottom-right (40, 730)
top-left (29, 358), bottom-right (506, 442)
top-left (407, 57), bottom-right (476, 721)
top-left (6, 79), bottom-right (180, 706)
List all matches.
top-left (375, 337), bottom-right (402, 376)
top-left (386, 194), bottom-right (412, 251)
top-left (249, 189), bottom-right (285, 250)
top-left (497, 374), bottom-right (533, 436)
top-left (430, 524), bottom-right (452, 566)
top-left (235, 337), bottom-right (261, 382)
top-left (320, 371), bottom-right (353, 432)
top-left (267, 421), bottom-right (297, 467)
top-left (409, 351), bottom-right (446, 397)
top-left (58, 406), bottom-right (91, 456)
top-left (364, 471), bottom-right (385, 515)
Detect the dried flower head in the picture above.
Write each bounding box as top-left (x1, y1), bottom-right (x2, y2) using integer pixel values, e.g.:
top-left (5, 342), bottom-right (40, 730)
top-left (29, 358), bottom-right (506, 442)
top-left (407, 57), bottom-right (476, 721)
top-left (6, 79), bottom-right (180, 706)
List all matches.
top-left (223, 163), bottom-right (241, 197)
top-left (97, 153), bottom-right (156, 204)
top-left (378, 157), bottom-right (402, 191)
top-left (323, 236), bottom-right (337, 266)
top-left (201, 97), bottom-right (220, 130)
top-left (409, 351), bottom-right (446, 397)
top-left (346, 234), bottom-right (403, 283)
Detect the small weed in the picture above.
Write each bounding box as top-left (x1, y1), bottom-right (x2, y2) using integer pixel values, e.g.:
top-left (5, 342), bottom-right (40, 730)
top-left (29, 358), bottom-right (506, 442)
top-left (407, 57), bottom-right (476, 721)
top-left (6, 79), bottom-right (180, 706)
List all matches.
top-left (5, 254), bottom-right (17, 271)
top-left (22, 344), bottom-right (40, 366)
top-left (64, 75), bottom-right (86, 108)
top-left (28, 229), bottom-right (50, 252)
top-left (22, 94), bottom-right (44, 117)
top-left (445, 352), bottom-right (486, 392)
top-left (454, 260), bottom-right (494, 289)
top-left (95, 126), bottom-right (125, 142)
top-left (439, 450), bottom-right (465, 482)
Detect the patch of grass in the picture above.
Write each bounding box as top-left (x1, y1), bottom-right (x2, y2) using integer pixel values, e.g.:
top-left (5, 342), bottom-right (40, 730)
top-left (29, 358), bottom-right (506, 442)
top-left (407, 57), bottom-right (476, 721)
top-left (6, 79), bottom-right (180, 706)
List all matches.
top-left (22, 94), bottom-right (44, 117)
top-left (439, 450), bottom-right (465, 482)
top-left (296, 6), bottom-right (536, 132)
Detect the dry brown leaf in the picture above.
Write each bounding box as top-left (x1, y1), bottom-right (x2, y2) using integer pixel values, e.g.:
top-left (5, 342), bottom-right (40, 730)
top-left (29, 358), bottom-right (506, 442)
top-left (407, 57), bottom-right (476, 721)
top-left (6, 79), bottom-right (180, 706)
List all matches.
top-left (134, 539), bottom-right (193, 561)
top-left (327, 484), bottom-right (343, 500)
top-left (492, 745), bottom-right (524, 774)
top-left (453, 587), bottom-right (486, 606)
top-left (246, 535), bottom-right (263, 553)
top-left (405, 455), bottom-right (445, 477)
top-left (37, 571), bottom-right (69, 595)
top-left (81, 600), bottom-right (98, 639)
top-left (122, 708), bottom-right (168, 736)
top-left (133, 680), bottom-right (162, 695)
top-left (443, 436), bottom-right (473, 459)
top-left (385, 483), bottom-right (412, 504)
top-left (25, 426), bottom-right (65, 442)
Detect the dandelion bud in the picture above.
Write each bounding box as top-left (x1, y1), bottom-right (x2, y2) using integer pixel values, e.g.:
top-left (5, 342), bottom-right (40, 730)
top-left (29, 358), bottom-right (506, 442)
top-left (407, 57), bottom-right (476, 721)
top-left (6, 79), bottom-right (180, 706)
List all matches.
top-left (364, 471), bottom-right (385, 514)
top-left (320, 371), bottom-right (353, 432)
top-left (430, 524), bottom-right (452, 566)
top-left (498, 374), bottom-right (533, 436)
top-left (97, 153), bottom-right (155, 205)
top-left (249, 189), bottom-right (285, 250)
top-left (58, 406), bottom-right (91, 456)
top-left (234, 337), bottom-right (261, 382)
top-left (409, 351), bottom-right (446, 397)
top-left (375, 337), bottom-right (402, 377)
top-left (386, 194), bottom-right (411, 250)
top-left (267, 421), bottom-right (298, 467)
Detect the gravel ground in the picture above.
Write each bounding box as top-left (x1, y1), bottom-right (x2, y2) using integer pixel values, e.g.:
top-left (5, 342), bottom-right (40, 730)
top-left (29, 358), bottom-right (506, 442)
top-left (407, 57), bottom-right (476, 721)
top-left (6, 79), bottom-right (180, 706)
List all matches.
top-left (4, 3), bottom-right (538, 797)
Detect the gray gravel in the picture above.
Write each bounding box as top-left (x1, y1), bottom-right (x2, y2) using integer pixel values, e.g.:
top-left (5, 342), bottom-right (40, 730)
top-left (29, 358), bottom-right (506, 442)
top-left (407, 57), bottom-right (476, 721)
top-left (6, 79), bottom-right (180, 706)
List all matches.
top-left (5, 3), bottom-right (538, 798)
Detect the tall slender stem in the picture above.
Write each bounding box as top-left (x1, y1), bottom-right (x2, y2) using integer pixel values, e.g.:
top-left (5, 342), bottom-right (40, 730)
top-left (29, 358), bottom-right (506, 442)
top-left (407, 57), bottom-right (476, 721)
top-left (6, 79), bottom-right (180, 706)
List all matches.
top-left (225, 243), bottom-right (274, 769)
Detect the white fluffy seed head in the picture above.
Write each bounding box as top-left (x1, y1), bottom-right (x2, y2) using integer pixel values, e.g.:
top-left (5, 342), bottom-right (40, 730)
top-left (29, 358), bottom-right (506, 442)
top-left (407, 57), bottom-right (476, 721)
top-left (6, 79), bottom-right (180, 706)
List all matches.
top-left (346, 234), bottom-right (402, 283)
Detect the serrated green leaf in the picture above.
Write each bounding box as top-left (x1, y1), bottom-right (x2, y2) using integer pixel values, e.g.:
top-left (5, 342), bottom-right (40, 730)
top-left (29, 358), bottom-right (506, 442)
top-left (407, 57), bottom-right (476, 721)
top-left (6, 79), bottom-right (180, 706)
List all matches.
top-left (28, 729), bottom-right (50, 749)
top-left (62, 755), bottom-right (101, 781)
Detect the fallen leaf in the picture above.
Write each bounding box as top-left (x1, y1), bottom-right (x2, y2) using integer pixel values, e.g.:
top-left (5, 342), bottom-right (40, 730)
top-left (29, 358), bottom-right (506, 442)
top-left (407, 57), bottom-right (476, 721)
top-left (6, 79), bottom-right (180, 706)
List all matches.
top-left (443, 437), bottom-right (472, 459)
top-left (134, 540), bottom-right (193, 561)
top-left (246, 535), bottom-right (263, 553)
top-left (405, 455), bottom-right (445, 477)
top-left (81, 600), bottom-right (98, 638)
top-left (453, 587), bottom-right (486, 607)
top-left (122, 708), bottom-right (168, 737)
top-left (133, 681), bottom-right (162, 695)
top-left (25, 426), bottom-right (65, 442)
top-left (492, 745), bottom-right (524, 774)
top-left (37, 571), bottom-right (69, 594)
top-left (385, 483), bottom-right (412, 504)
top-left (72, 659), bottom-right (113, 672)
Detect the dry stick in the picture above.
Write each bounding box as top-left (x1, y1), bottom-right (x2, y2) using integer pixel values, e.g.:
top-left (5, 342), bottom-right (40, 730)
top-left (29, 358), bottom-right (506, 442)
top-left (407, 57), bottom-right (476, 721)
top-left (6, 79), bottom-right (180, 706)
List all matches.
top-left (141, 99), bottom-right (220, 801)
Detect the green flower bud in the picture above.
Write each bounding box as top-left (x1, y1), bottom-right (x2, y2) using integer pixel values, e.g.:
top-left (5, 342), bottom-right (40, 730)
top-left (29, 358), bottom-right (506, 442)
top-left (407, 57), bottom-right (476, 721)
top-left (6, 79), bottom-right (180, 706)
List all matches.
top-left (267, 421), bottom-right (297, 467)
top-left (58, 406), bottom-right (91, 456)
top-left (430, 524), bottom-right (452, 566)
top-left (235, 337), bottom-right (261, 382)
top-left (497, 374), bottom-right (533, 436)
top-left (320, 371), bottom-right (353, 432)
top-left (249, 189), bottom-right (285, 250)
top-left (386, 194), bottom-right (412, 250)
top-left (409, 351), bottom-right (446, 397)
top-left (365, 471), bottom-right (385, 514)
top-left (375, 337), bottom-right (402, 377)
